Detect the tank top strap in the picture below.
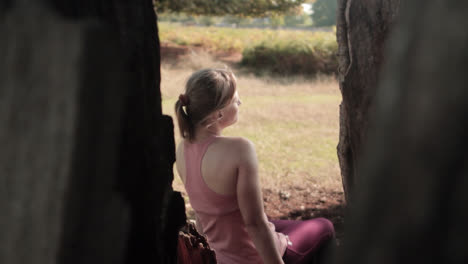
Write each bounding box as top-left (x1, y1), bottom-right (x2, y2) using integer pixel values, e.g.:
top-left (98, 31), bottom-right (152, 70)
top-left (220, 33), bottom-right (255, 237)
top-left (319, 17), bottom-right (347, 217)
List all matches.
top-left (184, 135), bottom-right (219, 185)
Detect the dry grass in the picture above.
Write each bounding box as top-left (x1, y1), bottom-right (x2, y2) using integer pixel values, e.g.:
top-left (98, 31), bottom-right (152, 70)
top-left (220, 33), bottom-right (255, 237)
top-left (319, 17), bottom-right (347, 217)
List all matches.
top-left (161, 53), bottom-right (342, 198)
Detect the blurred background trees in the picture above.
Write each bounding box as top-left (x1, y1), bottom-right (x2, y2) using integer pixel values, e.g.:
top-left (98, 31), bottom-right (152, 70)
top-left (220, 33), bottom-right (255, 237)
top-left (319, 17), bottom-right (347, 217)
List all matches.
top-left (311, 0), bottom-right (337, 27)
top-left (154, 0), bottom-right (305, 17)
top-left (154, 0), bottom-right (338, 29)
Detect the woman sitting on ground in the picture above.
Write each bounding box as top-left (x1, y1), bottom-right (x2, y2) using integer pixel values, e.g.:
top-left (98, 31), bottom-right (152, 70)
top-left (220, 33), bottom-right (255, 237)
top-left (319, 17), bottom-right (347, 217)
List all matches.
top-left (174, 68), bottom-right (335, 264)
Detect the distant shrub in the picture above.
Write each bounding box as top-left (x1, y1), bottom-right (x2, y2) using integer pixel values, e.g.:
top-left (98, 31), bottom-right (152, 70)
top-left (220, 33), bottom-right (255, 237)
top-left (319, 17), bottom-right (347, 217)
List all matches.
top-left (241, 34), bottom-right (337, 75)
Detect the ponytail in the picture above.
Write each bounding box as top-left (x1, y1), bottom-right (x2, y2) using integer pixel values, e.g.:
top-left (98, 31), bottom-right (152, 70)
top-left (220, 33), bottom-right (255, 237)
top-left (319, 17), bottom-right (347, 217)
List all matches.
top-left (175, 98), bottom-right (194, 140)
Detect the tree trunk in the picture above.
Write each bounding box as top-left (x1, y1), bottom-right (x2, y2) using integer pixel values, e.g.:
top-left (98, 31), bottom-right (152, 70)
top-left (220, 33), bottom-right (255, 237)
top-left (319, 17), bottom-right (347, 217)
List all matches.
top-left (1, 1), bottom-right (185, 263)
top-left (338, 1), bottom-right (468, 263)
top-left (336, 0), bottom-right (400, 202)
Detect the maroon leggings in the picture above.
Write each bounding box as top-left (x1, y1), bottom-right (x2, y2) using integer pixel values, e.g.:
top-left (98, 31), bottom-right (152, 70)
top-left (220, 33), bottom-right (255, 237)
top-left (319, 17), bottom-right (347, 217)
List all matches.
top-left (271, 218), bottom-right (335, 264)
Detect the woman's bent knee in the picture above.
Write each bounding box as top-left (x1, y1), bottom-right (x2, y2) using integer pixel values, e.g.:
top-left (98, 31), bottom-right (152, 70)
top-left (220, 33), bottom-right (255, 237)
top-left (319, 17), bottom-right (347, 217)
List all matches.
top-left (314, 217), bottom-right (335, 238)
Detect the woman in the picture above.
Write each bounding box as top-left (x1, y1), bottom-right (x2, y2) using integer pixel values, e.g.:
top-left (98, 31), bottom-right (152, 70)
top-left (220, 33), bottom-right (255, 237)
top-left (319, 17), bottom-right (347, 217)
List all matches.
top-left (175, 68), bottom-right (335, 264)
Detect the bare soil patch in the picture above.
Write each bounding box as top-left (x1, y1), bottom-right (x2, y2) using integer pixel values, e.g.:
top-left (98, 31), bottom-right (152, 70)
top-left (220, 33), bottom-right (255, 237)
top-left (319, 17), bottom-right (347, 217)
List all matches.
top-left (263, 185), bottom-right (345, 246)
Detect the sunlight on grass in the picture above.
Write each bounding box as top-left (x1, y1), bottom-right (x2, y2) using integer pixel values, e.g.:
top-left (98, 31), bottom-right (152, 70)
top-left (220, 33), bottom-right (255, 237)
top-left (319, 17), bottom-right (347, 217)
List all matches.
top-left (161, 63), bottom-right (342, 195)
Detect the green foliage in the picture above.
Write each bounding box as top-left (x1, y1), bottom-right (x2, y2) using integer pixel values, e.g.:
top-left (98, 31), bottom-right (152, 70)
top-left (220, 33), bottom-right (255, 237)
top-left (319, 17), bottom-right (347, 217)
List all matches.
top-left (311, 0), bottom-right (337, 27)
top-left (154, 0), bottom-right (305, 16)
top-left (241, 33), bottom-right (338, 75)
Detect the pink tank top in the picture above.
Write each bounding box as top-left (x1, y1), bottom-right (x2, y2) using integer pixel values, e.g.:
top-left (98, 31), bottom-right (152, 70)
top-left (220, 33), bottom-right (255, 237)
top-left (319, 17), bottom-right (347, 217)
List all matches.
top-left (183, 136), bottom-right (287, 264)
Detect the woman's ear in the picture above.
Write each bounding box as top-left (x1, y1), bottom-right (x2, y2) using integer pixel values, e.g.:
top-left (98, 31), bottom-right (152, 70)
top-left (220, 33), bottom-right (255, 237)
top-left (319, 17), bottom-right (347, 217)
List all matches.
top-left (205, 112), bottom-right (222, 128)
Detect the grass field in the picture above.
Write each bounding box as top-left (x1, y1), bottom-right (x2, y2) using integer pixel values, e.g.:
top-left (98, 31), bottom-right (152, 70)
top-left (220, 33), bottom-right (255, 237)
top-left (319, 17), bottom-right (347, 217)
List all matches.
top-left (160, 55), bottom-right (342, 195)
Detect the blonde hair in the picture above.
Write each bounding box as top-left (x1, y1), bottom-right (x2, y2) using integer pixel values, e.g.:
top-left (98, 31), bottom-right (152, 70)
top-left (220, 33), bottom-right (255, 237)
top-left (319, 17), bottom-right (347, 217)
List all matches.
top-left (175, 68), bottom-right (237, 141)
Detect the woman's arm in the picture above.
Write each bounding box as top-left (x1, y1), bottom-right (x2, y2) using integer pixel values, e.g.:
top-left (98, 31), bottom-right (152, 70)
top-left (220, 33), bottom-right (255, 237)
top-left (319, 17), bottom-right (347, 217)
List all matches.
top-left (236, 138), bottom-right (284, 264)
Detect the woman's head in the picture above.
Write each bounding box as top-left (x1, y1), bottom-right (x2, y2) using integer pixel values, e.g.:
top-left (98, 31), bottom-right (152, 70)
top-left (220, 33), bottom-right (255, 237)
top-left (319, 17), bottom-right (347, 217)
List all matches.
top-left (175, 68), bottom-right (238, 140)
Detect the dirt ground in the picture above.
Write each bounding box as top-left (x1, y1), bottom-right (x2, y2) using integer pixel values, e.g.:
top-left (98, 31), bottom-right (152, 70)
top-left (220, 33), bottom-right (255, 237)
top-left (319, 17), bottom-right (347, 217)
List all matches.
top-left (263, 185), bottom-right (345, 246)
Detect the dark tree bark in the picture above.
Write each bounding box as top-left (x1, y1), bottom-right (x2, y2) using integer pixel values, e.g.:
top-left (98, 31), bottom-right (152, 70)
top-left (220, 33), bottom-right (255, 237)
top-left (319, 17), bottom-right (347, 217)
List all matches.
top-left (0, 0), bottom-right (12, 15)
top-left (338, 1), bottom-right (468, 264)
top-left (1, 1), bottom-right (185, 263)
top-left (336, 0), bottom-right (400, 202)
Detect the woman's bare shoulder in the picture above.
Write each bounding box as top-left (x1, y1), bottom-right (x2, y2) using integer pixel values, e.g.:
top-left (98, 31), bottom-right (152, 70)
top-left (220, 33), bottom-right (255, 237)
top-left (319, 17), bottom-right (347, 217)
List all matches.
top-left (216, 136), bottom-right (256, 155)
top-left (216, 136), bottom-right (252, 145)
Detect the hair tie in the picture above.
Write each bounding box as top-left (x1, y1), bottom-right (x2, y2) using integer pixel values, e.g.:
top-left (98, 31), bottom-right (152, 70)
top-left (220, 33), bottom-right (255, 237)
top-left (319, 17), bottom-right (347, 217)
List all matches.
top-left (179, 94), bottom-right (189, 106)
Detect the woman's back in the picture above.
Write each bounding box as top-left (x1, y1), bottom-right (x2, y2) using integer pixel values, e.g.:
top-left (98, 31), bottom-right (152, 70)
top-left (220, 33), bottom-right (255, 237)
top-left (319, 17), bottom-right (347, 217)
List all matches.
top-left (177, 135), bottom-right (241, 196)
top-left (177, 135), bottom-right (273, 263)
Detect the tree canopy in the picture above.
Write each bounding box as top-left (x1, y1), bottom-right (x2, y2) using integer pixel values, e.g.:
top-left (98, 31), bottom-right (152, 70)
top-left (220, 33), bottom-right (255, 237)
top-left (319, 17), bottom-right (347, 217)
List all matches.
top-left (154, 0), bottom-right (305, 17)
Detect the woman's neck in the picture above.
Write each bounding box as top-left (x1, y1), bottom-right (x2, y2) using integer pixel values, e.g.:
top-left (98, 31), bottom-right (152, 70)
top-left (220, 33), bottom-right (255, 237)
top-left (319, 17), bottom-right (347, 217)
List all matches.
top-left (193, 125), bottom-right (222, 142)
